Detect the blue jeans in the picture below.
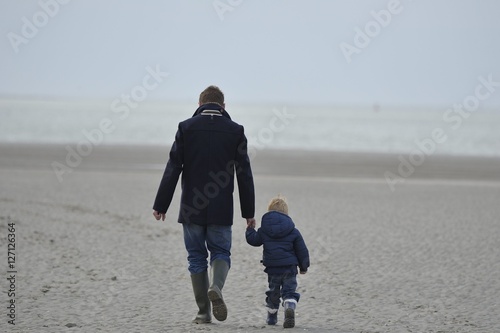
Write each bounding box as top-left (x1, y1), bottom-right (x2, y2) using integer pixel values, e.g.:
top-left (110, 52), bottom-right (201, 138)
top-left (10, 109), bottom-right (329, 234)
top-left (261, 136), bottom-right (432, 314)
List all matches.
top-left (182, 222), bottom-right (232, 274)
top-left (266, 273), bottom-right (300, 309)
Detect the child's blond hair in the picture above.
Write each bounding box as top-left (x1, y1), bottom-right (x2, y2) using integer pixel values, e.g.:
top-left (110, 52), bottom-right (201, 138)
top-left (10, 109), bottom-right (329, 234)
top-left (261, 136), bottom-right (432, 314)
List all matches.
top-left (267, 195), bottom-right (288, 215)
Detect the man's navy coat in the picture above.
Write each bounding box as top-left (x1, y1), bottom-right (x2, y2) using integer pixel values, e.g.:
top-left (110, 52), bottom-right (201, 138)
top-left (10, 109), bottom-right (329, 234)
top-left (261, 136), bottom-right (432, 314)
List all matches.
top-left (153, 103), bottom-right (255, 226)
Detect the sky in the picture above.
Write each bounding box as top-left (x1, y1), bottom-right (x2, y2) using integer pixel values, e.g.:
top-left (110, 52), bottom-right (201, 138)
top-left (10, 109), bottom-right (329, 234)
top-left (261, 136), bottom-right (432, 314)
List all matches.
top-left (1, 0), bottom-right (500, 108)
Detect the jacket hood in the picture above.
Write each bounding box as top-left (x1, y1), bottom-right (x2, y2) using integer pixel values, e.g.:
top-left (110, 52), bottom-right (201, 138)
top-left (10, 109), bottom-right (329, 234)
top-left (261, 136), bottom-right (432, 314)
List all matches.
top-left (260, 211), bottom-right (295, 239)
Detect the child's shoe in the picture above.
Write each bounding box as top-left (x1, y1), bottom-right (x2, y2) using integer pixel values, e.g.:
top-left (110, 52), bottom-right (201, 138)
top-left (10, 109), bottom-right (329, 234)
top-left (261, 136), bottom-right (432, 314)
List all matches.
top-left (283, 299), bottom-right (297, 328)
top-left (266, 308), bottom-right (278, 325)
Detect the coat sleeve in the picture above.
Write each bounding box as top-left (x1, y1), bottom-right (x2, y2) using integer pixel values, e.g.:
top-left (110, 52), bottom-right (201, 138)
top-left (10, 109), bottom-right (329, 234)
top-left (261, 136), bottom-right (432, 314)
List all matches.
top-left (245, 228), bottom-right (263, 247)
top-left (153, 124), bottom-right (184, 213)
top-left (293, 229), bottom-right (310, 272)
top-left (235, 127), bottom-right (255, 219)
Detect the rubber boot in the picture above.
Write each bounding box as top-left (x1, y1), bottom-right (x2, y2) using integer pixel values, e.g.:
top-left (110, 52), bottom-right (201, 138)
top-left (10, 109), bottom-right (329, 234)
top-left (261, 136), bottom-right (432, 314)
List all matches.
top-left (283, 299), bottom-right (297, 328)
top-left (207, 259), bottom-right (229, 321)
top-left (266, 308), bottom-right (278, 325)
top-left (190, 271), bottom-right (212, 324)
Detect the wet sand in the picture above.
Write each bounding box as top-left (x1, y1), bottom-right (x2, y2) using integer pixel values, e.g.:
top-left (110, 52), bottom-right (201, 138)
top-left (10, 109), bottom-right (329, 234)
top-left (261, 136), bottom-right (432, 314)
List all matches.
top-left (1, 143), bottom-right (499, 332)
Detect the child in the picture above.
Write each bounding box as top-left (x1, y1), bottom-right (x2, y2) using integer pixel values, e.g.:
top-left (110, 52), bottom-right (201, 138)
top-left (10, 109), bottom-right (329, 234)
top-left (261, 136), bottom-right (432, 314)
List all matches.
top-left (246, 196), bottom-right (310, 328)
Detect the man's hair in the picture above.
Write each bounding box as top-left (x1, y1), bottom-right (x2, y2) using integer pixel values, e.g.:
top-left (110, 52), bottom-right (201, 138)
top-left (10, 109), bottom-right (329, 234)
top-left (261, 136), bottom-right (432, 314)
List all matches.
top-left (267, 195), bottom-right (288, 215)
top-left (199, 85), bottom-right (224, 106)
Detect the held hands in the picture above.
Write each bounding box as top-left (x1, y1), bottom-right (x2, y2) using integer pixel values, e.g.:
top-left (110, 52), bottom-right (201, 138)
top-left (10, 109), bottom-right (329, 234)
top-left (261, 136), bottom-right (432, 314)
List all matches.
top-left (246, 217), bottom-right (256, 229)
top-left (153, 210), bottom-right (165, 221)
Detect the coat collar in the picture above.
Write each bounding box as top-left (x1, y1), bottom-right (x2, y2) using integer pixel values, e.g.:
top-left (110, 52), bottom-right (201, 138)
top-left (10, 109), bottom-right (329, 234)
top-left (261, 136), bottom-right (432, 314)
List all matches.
top-left (192, 103), bottom-right (231, 120)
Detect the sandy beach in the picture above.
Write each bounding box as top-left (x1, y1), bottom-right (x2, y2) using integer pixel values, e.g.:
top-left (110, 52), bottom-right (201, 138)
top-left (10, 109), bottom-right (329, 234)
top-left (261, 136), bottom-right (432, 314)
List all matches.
top-left (1, 143), bottom-right (499, 333)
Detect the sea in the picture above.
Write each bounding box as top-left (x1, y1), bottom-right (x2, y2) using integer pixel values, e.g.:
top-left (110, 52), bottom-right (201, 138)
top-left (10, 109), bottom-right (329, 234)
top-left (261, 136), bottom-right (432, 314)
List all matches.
top-left (0, 99), bottom-right (499, 157)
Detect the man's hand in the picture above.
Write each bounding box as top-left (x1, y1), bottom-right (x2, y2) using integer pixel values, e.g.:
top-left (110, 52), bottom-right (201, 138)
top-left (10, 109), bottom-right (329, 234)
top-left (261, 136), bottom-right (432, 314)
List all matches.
top-left (300, 271), bottom-right (307, 275)
top-left (246, 217), bottom-right (256, 229)
top-left (153, 210), bottom-right (166, 221)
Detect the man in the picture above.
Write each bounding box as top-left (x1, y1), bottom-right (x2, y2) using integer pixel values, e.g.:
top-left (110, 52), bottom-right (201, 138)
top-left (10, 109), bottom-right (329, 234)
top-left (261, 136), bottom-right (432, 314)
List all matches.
top-left (153, 85), bottom-right (255, 324)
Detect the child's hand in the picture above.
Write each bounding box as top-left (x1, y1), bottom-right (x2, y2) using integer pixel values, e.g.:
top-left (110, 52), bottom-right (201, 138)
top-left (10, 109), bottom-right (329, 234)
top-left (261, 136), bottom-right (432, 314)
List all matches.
top-left (246, 218), bottom-right (256, 229)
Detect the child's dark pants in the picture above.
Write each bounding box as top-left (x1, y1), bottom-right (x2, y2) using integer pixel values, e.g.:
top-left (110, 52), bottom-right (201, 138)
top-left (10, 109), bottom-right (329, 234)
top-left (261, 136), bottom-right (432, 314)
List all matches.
top-left (266, 272), bottom-right (300, 309)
